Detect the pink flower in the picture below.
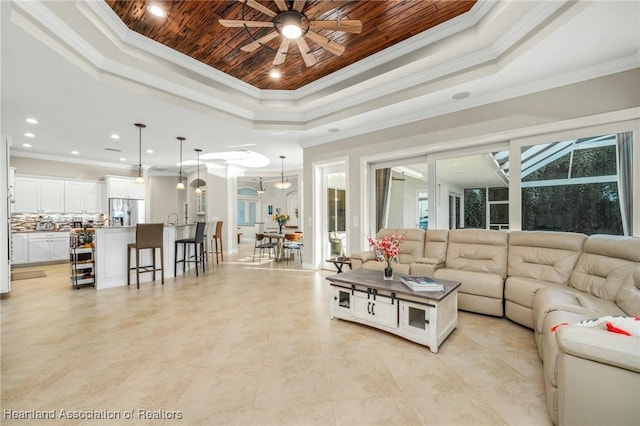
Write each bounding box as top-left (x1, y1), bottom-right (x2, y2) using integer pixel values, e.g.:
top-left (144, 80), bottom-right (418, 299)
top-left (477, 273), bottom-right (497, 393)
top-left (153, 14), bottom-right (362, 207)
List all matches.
top-left (367, 233), bottom-right (405, 266)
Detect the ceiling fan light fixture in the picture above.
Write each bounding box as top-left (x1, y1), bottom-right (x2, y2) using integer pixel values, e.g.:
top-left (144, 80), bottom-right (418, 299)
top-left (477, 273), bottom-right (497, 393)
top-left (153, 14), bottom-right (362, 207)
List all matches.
top-left (276, 11), bottom-right (305, 39)
top-left (282, 23), bottom-right (302, 39)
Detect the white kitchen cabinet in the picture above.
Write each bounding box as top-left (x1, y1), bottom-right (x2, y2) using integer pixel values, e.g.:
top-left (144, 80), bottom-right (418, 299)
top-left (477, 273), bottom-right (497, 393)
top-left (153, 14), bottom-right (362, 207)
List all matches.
top-left (14, 176), bottom-right (65, 213)
top-left (28, 232), bottom-right (70, 263)
top-left (105, 177), bottom-right (145, 199)
top-left (64, 181), bottom-right (103, 213)
top-left (11, 233), bottom-right (29, 265)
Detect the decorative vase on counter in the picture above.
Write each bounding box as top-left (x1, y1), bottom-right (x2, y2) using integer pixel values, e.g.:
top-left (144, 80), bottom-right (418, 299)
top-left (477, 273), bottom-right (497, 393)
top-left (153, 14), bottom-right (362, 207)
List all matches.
top-left (383, 265), bottom-right (394, 280)
top-left (278, 223), bottom-right (283, 234)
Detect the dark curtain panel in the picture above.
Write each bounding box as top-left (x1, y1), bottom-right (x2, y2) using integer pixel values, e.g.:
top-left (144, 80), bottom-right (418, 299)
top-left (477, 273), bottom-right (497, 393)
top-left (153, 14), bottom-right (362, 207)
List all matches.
top-left (616, 132), bottom-right (633, 235)
top-left (375, 168), bottom-right (391, 232)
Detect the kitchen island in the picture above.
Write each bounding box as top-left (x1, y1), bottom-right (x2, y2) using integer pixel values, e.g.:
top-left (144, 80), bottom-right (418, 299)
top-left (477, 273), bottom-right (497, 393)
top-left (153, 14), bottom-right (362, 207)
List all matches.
top-left (94, 225), bottom-right (197, 289)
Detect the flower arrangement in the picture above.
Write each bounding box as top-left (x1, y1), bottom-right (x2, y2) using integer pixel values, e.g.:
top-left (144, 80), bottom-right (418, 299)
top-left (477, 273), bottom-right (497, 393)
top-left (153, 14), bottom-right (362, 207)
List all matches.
top-left (367, 233), bottom-right (404, 268)
top-left (272, 213), bottom-right (290, 225)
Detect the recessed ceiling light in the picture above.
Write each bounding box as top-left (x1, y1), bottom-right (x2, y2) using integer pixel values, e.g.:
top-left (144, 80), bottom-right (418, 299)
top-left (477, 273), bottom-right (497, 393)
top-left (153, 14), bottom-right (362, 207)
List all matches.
top-left (22, 143), bottom-right (32, 148)
top-left (120, 157), bottom-right (126, 161)
top-left (25, 118), bottom-right (38, 124)
top-left (110, 134), bottom-right (120, 139)
top-left (147, 5), bottom-right (166, 17)
top-left (452, 91), bottom-right (471, 100)
top-left (24, 132), bottom-right (35, 138)
top-left (269, 69), bottom-right (281, 79)
top-left (71, 150), bottom-right (79, 155)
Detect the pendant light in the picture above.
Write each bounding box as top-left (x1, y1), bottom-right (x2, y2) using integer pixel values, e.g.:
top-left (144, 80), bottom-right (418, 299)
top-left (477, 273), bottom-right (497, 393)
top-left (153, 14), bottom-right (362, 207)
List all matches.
top-left (257, 177), bottom-right (266, 195)
top-left (176, 136), bottom-right (185, 190)
top-left (274, 155), bottom-right (292, 190)
top-left (194, 148), bottom-right (202, 194)
top-left (134, 123), bottom-right (146, 184)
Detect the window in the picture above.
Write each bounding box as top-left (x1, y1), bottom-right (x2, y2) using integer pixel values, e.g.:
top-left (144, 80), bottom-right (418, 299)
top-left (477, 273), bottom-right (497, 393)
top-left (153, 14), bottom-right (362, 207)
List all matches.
top-left (520, 134), bottom-right (628, 235)
top-left (436, 150), bottom-right (509, 230)
top-left (417, 191), bottom-right (428, 230)
top-left (237, 188), bottom-right (259, 226)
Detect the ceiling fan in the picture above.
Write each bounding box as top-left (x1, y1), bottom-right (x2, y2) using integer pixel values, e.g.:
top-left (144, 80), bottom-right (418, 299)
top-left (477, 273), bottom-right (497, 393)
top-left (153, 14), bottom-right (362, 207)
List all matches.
top-left (219, 0), bottom-right (362, 67)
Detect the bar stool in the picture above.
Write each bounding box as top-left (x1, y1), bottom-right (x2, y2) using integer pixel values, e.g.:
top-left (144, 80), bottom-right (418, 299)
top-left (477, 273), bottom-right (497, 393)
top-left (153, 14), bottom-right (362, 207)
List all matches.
top-left (175, 222), bottom-right (206, 276)
top-left (211, 221), bottom-right (224, 264)
top-left (127, 223), bottom-right (164, 289)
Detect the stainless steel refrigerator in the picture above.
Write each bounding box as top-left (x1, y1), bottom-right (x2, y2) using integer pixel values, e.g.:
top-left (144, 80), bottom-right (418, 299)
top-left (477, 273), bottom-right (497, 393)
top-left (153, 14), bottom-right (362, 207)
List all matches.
top-left (109, 198), bottom-right (145, 226)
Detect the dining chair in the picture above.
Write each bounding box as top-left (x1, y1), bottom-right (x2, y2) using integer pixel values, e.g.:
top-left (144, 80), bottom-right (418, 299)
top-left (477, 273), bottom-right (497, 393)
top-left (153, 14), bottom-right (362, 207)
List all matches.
top-left (127, 223), bottom-right (164, 289)
top-left (282, 233), bottom-right (303, 264)
top-left (253, 233), bottom-right (275, 263)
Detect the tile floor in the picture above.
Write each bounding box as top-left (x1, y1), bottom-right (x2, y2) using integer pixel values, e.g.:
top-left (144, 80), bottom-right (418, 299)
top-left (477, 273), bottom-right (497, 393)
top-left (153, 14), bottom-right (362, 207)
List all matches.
top-left (1, 241), bottom-right (552, 425)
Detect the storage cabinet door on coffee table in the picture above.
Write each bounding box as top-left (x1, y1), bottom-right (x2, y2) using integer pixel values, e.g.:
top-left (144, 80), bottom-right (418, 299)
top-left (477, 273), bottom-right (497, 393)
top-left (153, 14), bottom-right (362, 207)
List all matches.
top-left (331, 286), bottom-right (352, 315)
top-left (352, 290), bottom-right (398, 329)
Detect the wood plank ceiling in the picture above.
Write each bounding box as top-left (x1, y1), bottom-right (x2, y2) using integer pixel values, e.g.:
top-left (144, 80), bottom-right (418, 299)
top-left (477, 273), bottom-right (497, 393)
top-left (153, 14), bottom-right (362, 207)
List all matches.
top-left (106, 1), bottom-right (476, 90)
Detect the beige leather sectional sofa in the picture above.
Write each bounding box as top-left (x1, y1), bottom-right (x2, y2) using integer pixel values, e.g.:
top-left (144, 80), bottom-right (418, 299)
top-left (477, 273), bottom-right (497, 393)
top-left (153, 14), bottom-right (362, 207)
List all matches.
top-left (351, 228), bottom-right (640, 425)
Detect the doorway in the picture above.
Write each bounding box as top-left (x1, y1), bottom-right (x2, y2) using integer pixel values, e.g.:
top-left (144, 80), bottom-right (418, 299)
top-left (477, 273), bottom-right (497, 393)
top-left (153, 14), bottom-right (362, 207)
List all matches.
top-left (315, 161), bottom-right (347, 269)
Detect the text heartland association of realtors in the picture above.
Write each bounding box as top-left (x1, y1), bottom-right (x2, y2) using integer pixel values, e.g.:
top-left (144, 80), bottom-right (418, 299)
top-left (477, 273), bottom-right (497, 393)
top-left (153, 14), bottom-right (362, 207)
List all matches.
top-left (3, 408), bottom-right (183, 420)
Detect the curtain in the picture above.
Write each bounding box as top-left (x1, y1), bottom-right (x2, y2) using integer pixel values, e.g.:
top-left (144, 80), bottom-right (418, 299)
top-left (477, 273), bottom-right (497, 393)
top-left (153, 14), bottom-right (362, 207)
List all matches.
top-left (616, 132), bottom-right (633, 236)
top-left (375, 168), bottom-right (391, 232)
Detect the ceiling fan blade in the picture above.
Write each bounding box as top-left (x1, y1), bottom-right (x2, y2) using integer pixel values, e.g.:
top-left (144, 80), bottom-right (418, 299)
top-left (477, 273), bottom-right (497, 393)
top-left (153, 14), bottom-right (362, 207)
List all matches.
top-left (219, 19), bottom-right (273, 28)
top-left (305, 31), bottom-right (345, 56)
top-left (240, 31), bottom-right (279, 52)
top-left (273, 38), bottom-right (291, 65)
top-left (309, 20), bottom-right (362, 33)
top-left (237, 0), bottom-right (277, 18)
top-left (274, 0), bottom-right (288, 11)
top-left (292, 0), bottom-right (306, 12)
top-left (295, 37), bottom-right (317, 67)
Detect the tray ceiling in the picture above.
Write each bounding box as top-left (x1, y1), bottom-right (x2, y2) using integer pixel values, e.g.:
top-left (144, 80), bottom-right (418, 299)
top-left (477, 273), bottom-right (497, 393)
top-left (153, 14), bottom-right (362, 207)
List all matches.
top-left (105, 0), bottom-right (476, 90)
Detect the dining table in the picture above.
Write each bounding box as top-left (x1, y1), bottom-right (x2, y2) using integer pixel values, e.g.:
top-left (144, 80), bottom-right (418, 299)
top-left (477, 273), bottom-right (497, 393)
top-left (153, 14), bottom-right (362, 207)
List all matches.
top-left (264, 232), bottom-right (301, 261)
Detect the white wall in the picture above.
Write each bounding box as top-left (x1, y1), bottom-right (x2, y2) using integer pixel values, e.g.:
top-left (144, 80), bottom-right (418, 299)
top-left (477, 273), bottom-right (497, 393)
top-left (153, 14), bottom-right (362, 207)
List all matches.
top-left (148, 176), bottom-right (186, 225)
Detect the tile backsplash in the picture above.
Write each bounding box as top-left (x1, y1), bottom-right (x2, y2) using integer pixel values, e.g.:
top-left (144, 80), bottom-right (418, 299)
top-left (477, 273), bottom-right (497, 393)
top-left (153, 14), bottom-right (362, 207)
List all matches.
top-left (11, 213), bottom-right (105, 232)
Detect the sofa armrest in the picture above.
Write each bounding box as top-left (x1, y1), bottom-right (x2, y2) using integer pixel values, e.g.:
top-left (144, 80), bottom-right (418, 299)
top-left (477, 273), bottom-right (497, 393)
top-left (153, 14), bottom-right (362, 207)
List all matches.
top-left (350, 250), bottom-right (376, 269)
top-left (556, 326), bottom-right (640, 372)
top-left (409, 258), bottom-right (445, 277)
top-left (351, 250), bottom-right (376, 262)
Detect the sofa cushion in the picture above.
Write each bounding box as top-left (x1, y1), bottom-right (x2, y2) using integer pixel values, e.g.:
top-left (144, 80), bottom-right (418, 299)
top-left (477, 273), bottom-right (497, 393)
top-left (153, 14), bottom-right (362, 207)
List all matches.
top-left (505, 276), bottom-right (560, 308)
top-left (533, 286), bottom-right (625, 334)
top-left (424, 229), bottom-right (448, 262)
top-left (434, 268), bottom-right (504, 299)
top-left (569, 235), bottom-right (640, 301)
top-left (508, 231), bottom-right (586, 284)
top-left (444, 229), bottom-right (508, 277)
top-left (616, 265), bottom-right (640, 316)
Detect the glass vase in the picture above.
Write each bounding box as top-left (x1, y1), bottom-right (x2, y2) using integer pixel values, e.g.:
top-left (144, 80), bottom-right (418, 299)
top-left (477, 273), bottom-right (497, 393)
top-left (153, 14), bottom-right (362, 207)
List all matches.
top-left (278, 224), bottom-right (283, 234)
top-left (383, 266), bottom-right (394, 280)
